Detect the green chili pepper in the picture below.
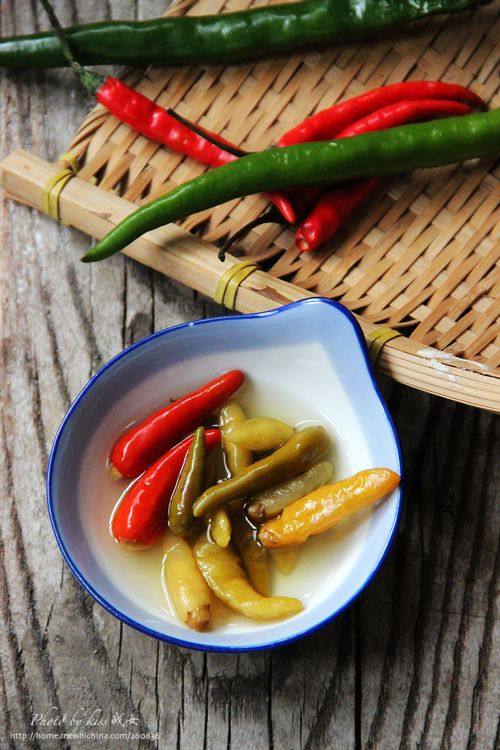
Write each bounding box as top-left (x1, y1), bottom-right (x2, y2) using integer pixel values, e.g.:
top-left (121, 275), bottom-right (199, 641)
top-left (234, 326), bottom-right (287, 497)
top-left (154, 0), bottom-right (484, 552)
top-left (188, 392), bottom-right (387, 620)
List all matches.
top-left (231, 510), bottom-right (270, 596)
top-left (83, 110), bottom-right (500, 263)
top-left (193, 426), bottom-right (330, 517)
top-left (247, 460), bottom-right (334, 522)
top-left (0, 1), bottom-right (491, 69)
top-left (168, 426), bottom-right (206, 537)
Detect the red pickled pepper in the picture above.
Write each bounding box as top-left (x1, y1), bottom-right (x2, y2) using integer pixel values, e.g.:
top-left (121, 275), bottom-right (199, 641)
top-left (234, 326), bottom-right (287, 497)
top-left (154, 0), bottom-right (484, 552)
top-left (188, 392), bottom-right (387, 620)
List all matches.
top-left (112, 429), bottom-right (220, 546)
top-left (294, 98), bottom-right (474, 252)
top-left (110, 369), bottom-right (244, 479)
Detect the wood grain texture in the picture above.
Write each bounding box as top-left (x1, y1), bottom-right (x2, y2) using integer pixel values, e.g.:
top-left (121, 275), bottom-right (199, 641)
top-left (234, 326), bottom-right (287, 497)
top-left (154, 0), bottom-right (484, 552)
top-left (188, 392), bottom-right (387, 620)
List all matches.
top-left (0, 2), bottom-right (498, 749)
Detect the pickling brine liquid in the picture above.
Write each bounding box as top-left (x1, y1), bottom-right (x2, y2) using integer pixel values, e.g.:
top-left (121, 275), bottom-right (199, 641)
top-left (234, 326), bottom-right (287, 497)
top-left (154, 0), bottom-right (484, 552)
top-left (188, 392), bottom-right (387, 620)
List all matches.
top-left (83, 379), bottom-right (373, 633)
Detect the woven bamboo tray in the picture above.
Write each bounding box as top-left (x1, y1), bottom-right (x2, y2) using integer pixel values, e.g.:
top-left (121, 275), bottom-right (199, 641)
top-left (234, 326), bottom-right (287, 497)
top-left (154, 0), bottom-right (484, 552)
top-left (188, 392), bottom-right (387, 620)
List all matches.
top-left (1, 0), bottom-right (499, 411)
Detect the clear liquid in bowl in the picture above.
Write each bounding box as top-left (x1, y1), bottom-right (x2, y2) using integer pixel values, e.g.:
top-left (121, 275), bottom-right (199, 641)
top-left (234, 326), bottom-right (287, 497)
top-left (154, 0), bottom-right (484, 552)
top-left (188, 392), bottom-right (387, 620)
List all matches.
top-left (82, 379), bottom-right (372, 633)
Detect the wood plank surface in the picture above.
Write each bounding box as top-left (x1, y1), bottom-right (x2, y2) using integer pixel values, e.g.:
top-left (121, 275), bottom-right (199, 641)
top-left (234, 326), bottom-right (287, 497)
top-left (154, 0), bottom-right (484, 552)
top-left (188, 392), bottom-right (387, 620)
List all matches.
top-left (0, 2), bottom-right (498, 749)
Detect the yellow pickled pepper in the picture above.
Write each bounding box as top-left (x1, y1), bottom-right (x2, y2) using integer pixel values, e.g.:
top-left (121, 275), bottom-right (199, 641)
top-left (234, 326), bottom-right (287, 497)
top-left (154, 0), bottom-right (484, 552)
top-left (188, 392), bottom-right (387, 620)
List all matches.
top-left (259, 468), bottom-right (400, 548)
top-left (164, 536), bottom-right (212, 631)
top-left (193, 535), bottom-right (302, 620)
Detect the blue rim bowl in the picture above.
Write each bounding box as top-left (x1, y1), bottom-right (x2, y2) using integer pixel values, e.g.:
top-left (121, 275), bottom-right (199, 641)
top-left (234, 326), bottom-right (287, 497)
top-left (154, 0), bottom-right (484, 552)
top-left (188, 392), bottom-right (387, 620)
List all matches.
top-left (47, 298), bottom-right (403, 652)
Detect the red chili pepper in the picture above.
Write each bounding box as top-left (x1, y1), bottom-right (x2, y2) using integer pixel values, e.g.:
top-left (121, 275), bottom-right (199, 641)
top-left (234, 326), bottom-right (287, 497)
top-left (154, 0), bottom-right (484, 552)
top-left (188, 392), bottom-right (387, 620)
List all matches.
top-left (110, 370), bottom-right (244, 479)
top-left (96, 78), bottom-right (297, 224)
top-left (336, 98), bottom-right (472, 139)
top-left (295, 179), bottom-right (380, 252)
top-left (295, 98), bottom-right (473, 252)
top-left (279, 81), bottom-right (483, 147)
top-left (96, 77), bottom-right (238, 168)
top-left (111, 428), bottom-right (220, 545)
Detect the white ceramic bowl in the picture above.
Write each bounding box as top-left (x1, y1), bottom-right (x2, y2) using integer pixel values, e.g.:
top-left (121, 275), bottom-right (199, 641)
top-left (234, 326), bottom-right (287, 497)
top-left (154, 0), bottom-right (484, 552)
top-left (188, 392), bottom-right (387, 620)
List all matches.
top-left (47, 298), bottom-right (403, 651)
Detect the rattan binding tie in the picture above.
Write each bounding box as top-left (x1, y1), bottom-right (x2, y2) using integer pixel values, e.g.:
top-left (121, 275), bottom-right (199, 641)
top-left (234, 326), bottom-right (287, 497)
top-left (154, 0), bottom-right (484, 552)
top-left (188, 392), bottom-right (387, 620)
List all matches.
top-left (214, 260), bottom-right (260, 309)
top-left (366, 326), bottom-right (402, 365)
top-left (41, 151), bottom-right (79, 225)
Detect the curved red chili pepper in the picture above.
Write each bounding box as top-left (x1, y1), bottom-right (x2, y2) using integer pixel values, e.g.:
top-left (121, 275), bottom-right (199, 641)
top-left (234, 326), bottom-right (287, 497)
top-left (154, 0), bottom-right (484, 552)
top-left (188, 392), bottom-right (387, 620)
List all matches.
top-left (295, 179), bottom-right (380, 252)
top-left (279, 81), bottom-right (482, 146)
top-left (110, 369), bottom-right (244, 478)
top-left (336, 99), bottom-right (472, 138)
top-left (295, 99), bottom-right (473, 252)
top-left (96, 77), bottom-right (237, 168)
top-left (96, 77), bottom-right (297, 224)
top-left (111, 428), bottom-right (220, 545)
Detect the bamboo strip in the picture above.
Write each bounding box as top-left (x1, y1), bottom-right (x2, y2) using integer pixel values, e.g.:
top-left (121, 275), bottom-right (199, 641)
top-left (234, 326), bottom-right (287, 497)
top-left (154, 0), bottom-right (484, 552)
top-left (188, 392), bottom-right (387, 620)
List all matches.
top-left (1, 149), bottom-right (498, 412)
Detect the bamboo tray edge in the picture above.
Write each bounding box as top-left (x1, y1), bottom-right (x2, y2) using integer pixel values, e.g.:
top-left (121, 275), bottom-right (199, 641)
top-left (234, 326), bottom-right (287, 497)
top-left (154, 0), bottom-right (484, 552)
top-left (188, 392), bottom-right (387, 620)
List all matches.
top-left (1, 149), bottom-right (498, 412)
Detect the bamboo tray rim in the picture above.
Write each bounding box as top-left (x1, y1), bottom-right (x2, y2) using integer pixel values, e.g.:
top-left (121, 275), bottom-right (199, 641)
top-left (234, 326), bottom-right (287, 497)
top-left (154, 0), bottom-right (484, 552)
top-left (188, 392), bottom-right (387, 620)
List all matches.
top-left (1, 149), bottom-right (498, 413)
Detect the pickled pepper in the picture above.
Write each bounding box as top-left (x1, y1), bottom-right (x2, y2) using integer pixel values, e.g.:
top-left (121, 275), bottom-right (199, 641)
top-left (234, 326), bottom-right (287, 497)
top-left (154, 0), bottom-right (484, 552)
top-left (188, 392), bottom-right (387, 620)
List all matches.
top-left (231, 510), bottom-right (270, 596)
top-left (110, 370), bottom-right (244, 478)
top-left (193, 426), bottom-right (330, 517)
top-left (271, 548), bottom-right (300, 575)
top-left (259, 468), bottom-right (400, 547)
top-left (228, 417), bottom-right (294, 452)
top-left (219, 401), bottom-right (253, 477)
top-left (209, 508), bottom-right (232, 547)
top-left (247, 460), bottom-right (334, 521)
top-left (193, 535), bottom-right (302, 620)
top-left (168, 426), bottom-right (206, 537)
top-left (164, 536), bottom-right (212, 632)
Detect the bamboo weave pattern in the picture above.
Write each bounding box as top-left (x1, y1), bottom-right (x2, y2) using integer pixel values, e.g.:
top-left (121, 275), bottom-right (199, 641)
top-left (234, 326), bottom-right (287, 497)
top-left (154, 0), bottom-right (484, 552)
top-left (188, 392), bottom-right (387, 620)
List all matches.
top-left (69, 0), bottom-right (500, 370)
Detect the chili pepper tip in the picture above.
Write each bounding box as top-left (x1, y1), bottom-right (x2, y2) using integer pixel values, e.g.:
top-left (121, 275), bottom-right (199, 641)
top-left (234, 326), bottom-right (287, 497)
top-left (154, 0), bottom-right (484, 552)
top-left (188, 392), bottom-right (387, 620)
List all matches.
top-left (296, 238), bottom-right (310, 253)
top-left (108, 463), bottom-right (123, 481)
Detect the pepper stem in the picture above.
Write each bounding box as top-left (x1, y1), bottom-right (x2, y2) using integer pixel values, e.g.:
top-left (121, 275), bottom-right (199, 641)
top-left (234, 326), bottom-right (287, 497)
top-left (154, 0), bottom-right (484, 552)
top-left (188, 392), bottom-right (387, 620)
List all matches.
top-left (38, 0), bottom-right (103, 94)
top-left (218, 206), bottom-right (286, 262)
top-left (166, 108), bottom-right (250, 159)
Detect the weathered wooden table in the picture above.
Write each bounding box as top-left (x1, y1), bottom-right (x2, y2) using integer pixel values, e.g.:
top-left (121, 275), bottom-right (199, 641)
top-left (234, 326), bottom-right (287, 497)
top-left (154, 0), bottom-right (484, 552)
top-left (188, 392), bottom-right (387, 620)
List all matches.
top-left (1, 3), bottom-right (498, 748)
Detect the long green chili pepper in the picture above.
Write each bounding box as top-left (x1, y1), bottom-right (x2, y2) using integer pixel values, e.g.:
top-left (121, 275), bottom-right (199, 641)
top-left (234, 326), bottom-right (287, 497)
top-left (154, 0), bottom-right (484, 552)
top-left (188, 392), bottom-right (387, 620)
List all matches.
top-left (168, 426), bottom-right (206, 537)
top-left (193, 426), bottom-right (330, 517)
top-left (0, 1), bottom-right (492, 69)
top-left (83, 110), bottom-right (500, 263)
